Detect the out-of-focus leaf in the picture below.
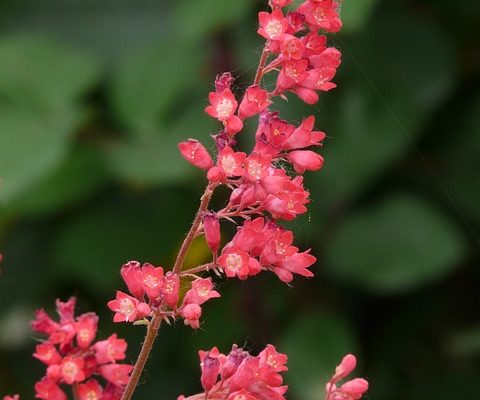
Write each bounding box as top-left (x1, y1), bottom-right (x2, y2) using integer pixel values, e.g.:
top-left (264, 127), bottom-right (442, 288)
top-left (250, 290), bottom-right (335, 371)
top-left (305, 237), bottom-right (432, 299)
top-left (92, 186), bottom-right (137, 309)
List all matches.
top-left (105, 101), bottom-right (215, 185)
top-left (0, 107), bottom-right (83, 204)
top-left (0, 35), bottom-right (100, 109)
top-left (441, 94), bottom-right (480, 223)
top-left (340, 0), bottom-right (378, 33)
top-left (172, 0), bottom-right (251, 43)
top-left (110, 40), bottom-right (203, 130)
top-left (279, 314), bottom-right (358, 400)
top-left (52, 189), bottom-right (197, 292)
top-left (446, 326), bottom-right (480, 357)
top-left (310, 8), bottom-right (455, 205)
top-left (325, 194), bottom-right (466, 293)
top-left (9, 147), bottom-right (107, 217)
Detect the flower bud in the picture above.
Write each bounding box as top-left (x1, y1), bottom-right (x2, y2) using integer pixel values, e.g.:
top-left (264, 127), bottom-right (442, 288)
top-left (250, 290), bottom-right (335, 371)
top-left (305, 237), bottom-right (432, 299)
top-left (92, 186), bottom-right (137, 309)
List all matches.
top-left (178, 139), bottom-right (214, 170)
top-left (120, 260), bottom-right (144, 298)
top-left (203, 212), bottom-right (221, 256)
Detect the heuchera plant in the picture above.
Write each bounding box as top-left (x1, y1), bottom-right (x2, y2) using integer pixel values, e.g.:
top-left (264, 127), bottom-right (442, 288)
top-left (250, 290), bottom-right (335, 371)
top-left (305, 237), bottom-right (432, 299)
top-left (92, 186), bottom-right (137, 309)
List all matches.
top-left (2, 1), bottom-right (369, 399)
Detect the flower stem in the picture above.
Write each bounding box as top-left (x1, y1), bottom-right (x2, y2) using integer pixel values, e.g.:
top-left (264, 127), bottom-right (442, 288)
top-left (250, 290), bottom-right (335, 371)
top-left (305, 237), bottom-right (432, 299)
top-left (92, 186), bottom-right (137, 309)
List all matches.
top-left (173, 183), bottom-right (216, 274)
top-left (254, 42), bottom-right (270, 86)
top-left (121, 39), bottom-right (271, 400)
top-left (121, 314), bottom-right (162, 400)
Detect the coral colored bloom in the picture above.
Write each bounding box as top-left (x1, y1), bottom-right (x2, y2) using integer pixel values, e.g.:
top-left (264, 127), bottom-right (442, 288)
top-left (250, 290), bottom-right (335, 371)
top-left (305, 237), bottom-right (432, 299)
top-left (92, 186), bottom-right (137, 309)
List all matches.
top-left (107, 291), bottom-right (151, 323)
top-left (183, 278), bottom-right (221, 306)
top-left (238, 86), bottom-right (271, 119)
top-left (60, 356), bottom-right (85, 384)
top-left (141, 263), bottom-right (164, 300)
top-left (33, 344), bottom-right (62, 366)
top-left (77, 379), bottom-right (103, 400)
top-left (205, 89), bottom-right (238, 121)
top-left (120, 260), bottom-right (144, 298)
top-left (181, 303), bottom-right (202, 329)
top-left (258, 10), bottom-right (288, 41)
top-left (203, 212), bottom-right (221, 256)
top-left (75, 313), bottom-right (98, 349)
top-left (178, 139), bottom-right (214, 170)
top-left (288, 150), bottom-right (324, 174)
top-left (99, 364), bottom-right (134, 386)
top-left (162, 272), bottom-right (180, 308)
top-left (94, 334), bottom-right (127, 364)
top-left (35, 377), bottom-right (67, 400)
top-left (218, 249), bottom-right (251, 280)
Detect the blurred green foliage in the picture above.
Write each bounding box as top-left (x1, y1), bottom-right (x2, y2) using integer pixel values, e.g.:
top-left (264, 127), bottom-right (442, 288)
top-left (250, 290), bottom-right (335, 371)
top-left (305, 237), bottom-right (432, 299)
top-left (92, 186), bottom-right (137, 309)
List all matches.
top-left (0, 0), bottom-right (479, 399)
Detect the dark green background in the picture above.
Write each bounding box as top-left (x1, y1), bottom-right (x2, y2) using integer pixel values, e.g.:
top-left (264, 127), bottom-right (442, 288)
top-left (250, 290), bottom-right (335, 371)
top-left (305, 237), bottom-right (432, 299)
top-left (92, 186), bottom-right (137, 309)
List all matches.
top-left (0, 0), bottom-right (479, 398)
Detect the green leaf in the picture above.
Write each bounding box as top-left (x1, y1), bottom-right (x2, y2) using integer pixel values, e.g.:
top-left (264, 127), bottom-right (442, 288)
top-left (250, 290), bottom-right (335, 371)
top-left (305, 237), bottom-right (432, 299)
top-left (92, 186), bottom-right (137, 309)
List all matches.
top-left (325, 194), bottom-right (467, 293)
top-left (309, 7), bottom-right (455, 205)
top-left (340, 0), bottom-right (378, 33)
top-left (279, 314), bottom-right (358, 400)
top-left (0, 35), bottom-right (101, 109)
top-left (0, 106), bottom-right (83, 204)
top-left (9, 147), bottom-right (107, 217)
top-left (105, 101), bottom-right (215, 186)
top-left (172, 0), bottom-right (251, 43)
top-left (52, 189), bottom-right (197, 291)
top-left (110, 40), bottom-right (203, 131)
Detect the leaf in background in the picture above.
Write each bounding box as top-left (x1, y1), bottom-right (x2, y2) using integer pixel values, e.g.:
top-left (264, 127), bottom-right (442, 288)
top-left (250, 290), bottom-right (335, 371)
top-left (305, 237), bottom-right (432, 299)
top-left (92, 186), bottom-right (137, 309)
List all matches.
top-left (279, 314), bottom-right (358, 400)
top-left (441, 93), bottom-right (480, 224)
top-left (0, 35), bottom-right (100, 109)
top-left (110, 40), bottom-right (203, 131)
top-left (0, 107), bottom-right (83, 204)
top-left (340, 0), bottom-right (378, 33)
top-left (172, 0), bottom-right (251, 44)
top-left (310, 7), bottom-right (455, 205)
top-left (8, 147), bottom-right (107, 217)
top-left (105, 101), bottom-right (215, 186)
top-left (52, 189), bottom-right (197, 292)
top-left (325, 194), bottom-right (466, 293)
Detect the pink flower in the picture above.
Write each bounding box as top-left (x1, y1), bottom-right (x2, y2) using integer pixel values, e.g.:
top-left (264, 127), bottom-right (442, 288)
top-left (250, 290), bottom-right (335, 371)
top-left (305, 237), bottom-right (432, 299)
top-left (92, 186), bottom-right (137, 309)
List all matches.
top-left (141, 263), bottom-right (164, 300)
top-left (288, 150), bottom-right (324, 173)
top-left (120, 260), bottom-right (144, 298)
top-left (107, 291), bottom-right (151, 323)
top-left (218, 249), bottom-right (251, 280)
top-left (35, 377), bottom-right (66, 400)
top-left (183, 278), bottom-right (221, 306)
top-left (162, 272), bottom-right (180, 308)
top-left (178, 139), bottom-right (214, 170)
top-left (75, 313), bottom-right (98, 349)
top-left (60, 356), bottom-right (85, 384)
top-left (77, 379), bottom-right (103, 400)
top-left (181, 303), bottom-right (202, 329)
top-left (33, 344), bottom-right (62, 366)
top-left (258, 10), bottom-right (288, 41)
top-left (269, 0), bottom-right (294, 8)
top-left (297, 0), bottom-right (342, 33)
top-left (3, 395), bottom-right (19, 400)
top-left (205, 88), bottom-right (238, 122)
top-left (94, 334), bottom-right (127, 364)
top-left (99, 364), bottom-right (134, 386)
top-left (238, 86), bottom-right (271, 119)
top-left (199, 347), bottom-right (221, 392)
top-left (203, 213), bottom-right (221, 256)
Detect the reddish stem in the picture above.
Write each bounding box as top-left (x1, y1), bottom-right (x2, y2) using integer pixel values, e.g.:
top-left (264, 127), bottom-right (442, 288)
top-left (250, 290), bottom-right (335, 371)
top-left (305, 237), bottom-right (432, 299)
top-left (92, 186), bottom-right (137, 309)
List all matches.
top-left (120, 314), bottom-right (162, 400)
top-left (121, 38), bottom-right (272, 400)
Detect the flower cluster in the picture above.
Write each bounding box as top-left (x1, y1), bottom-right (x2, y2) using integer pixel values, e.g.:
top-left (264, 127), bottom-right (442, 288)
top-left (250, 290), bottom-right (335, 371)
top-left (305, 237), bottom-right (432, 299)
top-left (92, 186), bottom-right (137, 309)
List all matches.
top-left (30, 297), bottom-right (132, 400)
top-left (178, 0), bottom-right (343, 289)
top-left (108, 261), bottom-right (221, 329)
top-left (178, 344), bottom-right (288, 400)
top-left (325, 354), bottom-right (369, 400)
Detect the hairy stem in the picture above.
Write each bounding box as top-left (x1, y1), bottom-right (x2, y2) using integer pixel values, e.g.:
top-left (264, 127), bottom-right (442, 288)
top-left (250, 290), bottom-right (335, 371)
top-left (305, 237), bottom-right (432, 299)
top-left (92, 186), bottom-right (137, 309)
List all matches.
top-left (121, 314), bottom-right (162, 400)
top-left (254, 42), bottom-right (270, 86)
top-left (173, 184), bottom-right (216, 274)
top-left (122, 39), bottom-right (272, 400)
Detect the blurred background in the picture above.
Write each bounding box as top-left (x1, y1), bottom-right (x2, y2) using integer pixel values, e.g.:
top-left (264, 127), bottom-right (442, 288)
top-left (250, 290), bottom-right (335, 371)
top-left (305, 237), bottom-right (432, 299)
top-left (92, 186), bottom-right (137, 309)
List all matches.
top-left (0, 0), bottom-right (479, 398)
